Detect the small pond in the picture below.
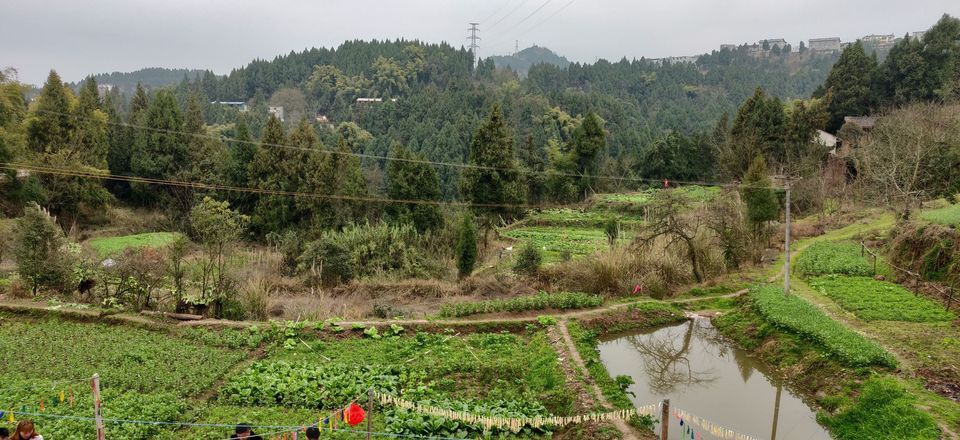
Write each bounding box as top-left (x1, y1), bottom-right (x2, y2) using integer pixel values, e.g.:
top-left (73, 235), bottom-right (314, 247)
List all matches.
top-left (598, 318), bottom-right (831, 439)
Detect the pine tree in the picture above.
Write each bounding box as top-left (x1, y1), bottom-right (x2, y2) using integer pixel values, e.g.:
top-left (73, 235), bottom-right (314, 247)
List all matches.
top-left (460, 105), bottom-right (525, 223)
top-left (518, 135), bottom-right (546, 205)
top-left (741, 155), bottom-right (779, 234)
top-left (386, 143), bottom-right (443, 232)
top-left (821, 42), bottom-right (879, 131)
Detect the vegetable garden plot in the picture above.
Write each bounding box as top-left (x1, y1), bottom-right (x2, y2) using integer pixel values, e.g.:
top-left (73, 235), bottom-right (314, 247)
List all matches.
top-left (809, 276), bottom-right (955, 322)
top-left (795, 241), bottom-right (884, 277)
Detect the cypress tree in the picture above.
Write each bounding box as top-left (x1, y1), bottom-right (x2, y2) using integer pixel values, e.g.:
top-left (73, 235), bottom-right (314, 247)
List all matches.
top-left (460, 104), bottom-right (525, 223)
top-left (386, 143), bottom-right (443, 232)
top-left (741, 155), bottom-right (779, 234)
top-left (456, 214), bottom-right (477, 278)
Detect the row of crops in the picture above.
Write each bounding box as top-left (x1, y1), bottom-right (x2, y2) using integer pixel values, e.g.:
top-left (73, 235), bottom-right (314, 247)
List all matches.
top-left (502, 186), bottom-right (720, 265)
top-left (0, 314), bottom-right (573, 439)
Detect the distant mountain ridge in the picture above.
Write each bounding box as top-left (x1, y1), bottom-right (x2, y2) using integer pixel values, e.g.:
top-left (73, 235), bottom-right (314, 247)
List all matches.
top-left (490, 45), bottom-right (570, 76)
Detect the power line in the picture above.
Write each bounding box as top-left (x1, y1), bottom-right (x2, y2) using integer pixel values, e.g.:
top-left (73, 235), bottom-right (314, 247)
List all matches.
top-left (34, 109), bottom-right (780, 190)
top-left (477, 0), bottom-right (512, 26)
top-left (487, 0), bottom-right (576, 52)
top-left (0, 162), bottom-right (552, 210)
top-left (486, 0), bottom-right (533, 31)
top-left (494, 0), bottom-right (555, 37)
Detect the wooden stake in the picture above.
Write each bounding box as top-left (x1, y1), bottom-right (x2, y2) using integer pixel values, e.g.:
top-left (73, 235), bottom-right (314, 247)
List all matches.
top-left (660, 399), bottom-right (670, 440)
top-left (367, 388), bottom-right (373, 440)
top-left (92, 374), bottom-right (105, 440)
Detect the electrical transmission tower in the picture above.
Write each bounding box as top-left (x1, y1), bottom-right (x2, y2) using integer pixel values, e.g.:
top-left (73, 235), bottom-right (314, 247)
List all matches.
top-left (467, 22), bottom-right (481, 68)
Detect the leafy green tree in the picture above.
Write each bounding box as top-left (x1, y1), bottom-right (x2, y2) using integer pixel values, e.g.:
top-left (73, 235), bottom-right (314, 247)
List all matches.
top-left (878, 36), bottom-right (933, 105)
top-left (300, 136), bottom-right (368, 230)
top-left (190, 197), bottom-right (248, 316)
top-left (604, 218), bottom-right (620, 247)
top-left (460, 105), bottom-right (525, 224)
top-left (920, 14), bottom-right (960, 100)
top-left (820, 42), bottom-right (879, 131)
top-left (456, 214), bottom-right (477, 278)
top-left (741, 155), bottom-right (779, 233)
top-left (24, 73), bottom-right (111, 223)
top-left (14, 204), bottom-right (75, 295)
top-left (385, 143), bottom-right (443, 232)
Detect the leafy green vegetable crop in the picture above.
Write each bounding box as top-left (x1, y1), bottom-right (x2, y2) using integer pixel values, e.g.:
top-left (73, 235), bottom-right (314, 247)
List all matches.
top-left (795, 241), bottom-right (882, 277)
top-left (500, 226), bottom-right (632, 263)
top-left (438, 291), bottom-right (603, 318)
top-left (809, 276), bottom-right (955, 322)
top-left (819, 377), bottom-right (940, 439)
top-left (749, 285), bottom-right (896, 367)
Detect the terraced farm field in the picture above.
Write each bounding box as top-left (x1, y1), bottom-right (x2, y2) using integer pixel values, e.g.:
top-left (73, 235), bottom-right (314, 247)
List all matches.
top-left (500, 226), bottom-right (634, 263)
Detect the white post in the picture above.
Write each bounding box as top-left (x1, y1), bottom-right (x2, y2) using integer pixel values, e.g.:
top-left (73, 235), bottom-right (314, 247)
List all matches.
top-left (92, 374), bottom-right (105, 440)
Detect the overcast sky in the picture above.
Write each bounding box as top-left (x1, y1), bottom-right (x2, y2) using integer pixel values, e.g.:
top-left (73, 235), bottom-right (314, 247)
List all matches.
top-left (3, 0), bottom-right (959, 85)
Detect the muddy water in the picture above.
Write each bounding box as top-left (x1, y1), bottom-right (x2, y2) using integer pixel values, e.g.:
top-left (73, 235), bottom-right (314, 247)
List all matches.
top-left (597, 318), bottom-right (831, 440)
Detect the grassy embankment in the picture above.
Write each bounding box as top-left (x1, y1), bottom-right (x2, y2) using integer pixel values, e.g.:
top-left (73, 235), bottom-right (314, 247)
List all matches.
top-left (715, 212), bottom-right (958, 439)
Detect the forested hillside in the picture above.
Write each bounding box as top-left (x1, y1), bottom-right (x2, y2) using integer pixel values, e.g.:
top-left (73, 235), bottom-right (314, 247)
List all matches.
top-left (139, 38), bottom-right (838, 196)
top-left (72, 67), bottom-right (209, 94)
top-left (490, 45), bottom-right (571, 75)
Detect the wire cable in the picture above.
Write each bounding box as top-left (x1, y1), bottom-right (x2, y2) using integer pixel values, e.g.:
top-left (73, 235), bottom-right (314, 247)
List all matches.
top-left (31, 109), bottom-right (781, 190)
top-left (486, 0), bottom-right (532, 31)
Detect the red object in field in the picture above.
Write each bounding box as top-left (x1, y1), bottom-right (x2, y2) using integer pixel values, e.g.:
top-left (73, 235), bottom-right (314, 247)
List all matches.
top-left (664, 179), bottom-right (669, 188)
top-left (345, 402), bottom-right (366, 426)
top-left (632, 284), bottom-right (642, 295)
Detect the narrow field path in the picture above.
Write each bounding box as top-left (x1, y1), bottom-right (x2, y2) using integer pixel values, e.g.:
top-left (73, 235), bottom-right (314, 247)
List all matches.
top-left (555, 319), bottom-right (642, 440)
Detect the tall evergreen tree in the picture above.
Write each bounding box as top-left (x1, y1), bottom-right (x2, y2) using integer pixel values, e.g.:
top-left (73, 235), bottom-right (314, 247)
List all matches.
top-left (227, 118), bottom-right (257, 212)
top-left (518, 135), bottom-right (546, 205)
top-left (460, 105), bottom-right (525, 224)
top-left (879, 36), bottom-right (934, 105)
top-left (820, 42), bottom-right (879, 131)
top-left (248, 116), bottom-right (295, 233)
top-left (26, 71), bottom-right (73, 153)
top-left (129, 90), bottom-right (187, 204)
top-left (568, 112), bottom-right (606, 197)
top-left (385, 143), bottom-right (443, 232)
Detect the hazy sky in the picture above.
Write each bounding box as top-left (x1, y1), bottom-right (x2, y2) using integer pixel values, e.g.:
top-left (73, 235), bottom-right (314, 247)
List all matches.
top-left (4, 0), bottom-right (959, 85)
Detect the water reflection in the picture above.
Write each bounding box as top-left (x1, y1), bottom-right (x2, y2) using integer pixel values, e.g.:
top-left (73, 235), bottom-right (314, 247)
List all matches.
top-left (623, 319), bottom-right (717, 394)
top-left (598, 318), bottom-right (831, 440)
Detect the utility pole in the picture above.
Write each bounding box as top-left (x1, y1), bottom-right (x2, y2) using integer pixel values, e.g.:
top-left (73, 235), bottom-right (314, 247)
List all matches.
top-left (515, 40), bottom-right (519, 55)
top-left (467, 23), bottom-right (481, 68)
top-left (778, 176), bottom-right (800, 296)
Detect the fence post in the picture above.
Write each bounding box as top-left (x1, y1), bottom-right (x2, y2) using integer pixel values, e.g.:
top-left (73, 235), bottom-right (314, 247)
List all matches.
top-left (367, 388), bottom-right (373, 440)
top-left (660, 399), bottom-right (670, 440)
top-left (92, 374), bottom-right (105, 440)
top-left (946, 287), bottom-right (954, 312)
top-left (860, 241), bottom-right (864, 257)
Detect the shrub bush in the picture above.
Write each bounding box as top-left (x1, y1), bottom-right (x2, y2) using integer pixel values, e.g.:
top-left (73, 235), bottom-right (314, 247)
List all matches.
top-left (298, 223), bottom-right (437, 285)
top-left (513, 243), bottom-right (542, 276)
